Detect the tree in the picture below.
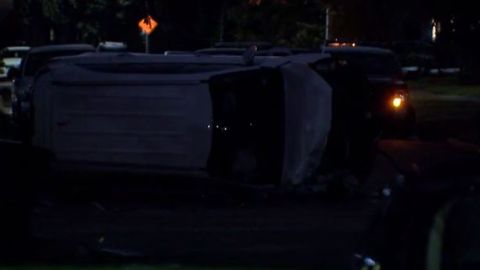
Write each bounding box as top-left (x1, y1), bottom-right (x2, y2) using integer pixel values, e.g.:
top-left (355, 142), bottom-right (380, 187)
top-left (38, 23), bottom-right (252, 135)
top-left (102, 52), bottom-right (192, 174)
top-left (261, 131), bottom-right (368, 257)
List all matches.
top-left (224, 0), bottom-right (326, 47)
top-left (11, 0), bottom-right (326, 50)
top-left (17, 0), bottom-right (143, 46)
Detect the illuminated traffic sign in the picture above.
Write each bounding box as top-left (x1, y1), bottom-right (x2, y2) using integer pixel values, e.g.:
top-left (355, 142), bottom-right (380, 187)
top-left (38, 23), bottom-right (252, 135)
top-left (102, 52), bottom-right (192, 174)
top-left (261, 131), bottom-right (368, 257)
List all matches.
top-left (138, 15), bottom-right (158, 35)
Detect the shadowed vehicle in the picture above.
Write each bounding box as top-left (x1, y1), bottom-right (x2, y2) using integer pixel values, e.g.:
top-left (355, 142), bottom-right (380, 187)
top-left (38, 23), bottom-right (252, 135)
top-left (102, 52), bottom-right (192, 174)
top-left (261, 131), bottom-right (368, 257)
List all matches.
top-left (26, 52), bottom-right (332, 187)
top-left (0, 46), bottom-right (30, 81)
top-left (324, 46), bottom-right (416, 136)
top-left (10, 44), bottom-right (95, 127)
top-left (96, 41), bottom-right (128, 52)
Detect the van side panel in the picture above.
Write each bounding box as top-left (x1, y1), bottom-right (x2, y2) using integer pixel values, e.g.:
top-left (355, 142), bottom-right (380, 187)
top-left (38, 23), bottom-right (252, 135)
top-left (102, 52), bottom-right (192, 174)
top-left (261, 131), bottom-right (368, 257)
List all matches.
top-left (33, 75), bottom-right (212, 172)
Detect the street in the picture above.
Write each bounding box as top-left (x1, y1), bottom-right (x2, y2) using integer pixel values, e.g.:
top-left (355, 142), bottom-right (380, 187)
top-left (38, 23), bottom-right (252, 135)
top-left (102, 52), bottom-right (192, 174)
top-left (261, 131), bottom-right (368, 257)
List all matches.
top-left (10, 85), bottom-right (474, 269)
top-left (31, 195), bottom-right (380, 268)
top-left (0, 78), bottom-right (478, 269)
top-left (29, 162), bottom-right (392, 269)
top-left (24, 140), bottom-right (479, 270)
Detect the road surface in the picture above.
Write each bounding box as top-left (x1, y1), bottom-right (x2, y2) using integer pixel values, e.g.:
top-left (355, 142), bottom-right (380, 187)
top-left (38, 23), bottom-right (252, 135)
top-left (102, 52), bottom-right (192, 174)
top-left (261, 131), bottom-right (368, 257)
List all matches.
top-left (24, 140), bottom-right (478, 269)
top-left (0, 87), bottom-right (478, 269)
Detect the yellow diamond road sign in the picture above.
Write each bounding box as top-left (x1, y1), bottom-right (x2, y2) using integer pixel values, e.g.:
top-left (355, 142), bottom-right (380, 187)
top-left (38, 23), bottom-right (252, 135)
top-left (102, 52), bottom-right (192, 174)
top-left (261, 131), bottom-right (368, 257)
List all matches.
top-left (138, 15), bottom-right (158, 35)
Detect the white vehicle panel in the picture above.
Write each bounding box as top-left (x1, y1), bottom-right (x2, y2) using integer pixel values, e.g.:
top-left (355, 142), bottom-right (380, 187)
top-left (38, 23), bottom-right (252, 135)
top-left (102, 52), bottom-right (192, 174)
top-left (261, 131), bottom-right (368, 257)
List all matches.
top-left (33, 72), bottom-right (213, 171)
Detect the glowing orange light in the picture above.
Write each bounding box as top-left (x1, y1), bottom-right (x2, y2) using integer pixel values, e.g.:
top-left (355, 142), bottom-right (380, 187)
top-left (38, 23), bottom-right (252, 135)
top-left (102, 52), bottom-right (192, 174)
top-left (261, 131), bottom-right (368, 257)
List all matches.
top-left (329, 42), bottom-right (356, 47)
top-left (138, 15), bottom-right (158, 35)
top-left (392, 96), bottom-right (404, 109)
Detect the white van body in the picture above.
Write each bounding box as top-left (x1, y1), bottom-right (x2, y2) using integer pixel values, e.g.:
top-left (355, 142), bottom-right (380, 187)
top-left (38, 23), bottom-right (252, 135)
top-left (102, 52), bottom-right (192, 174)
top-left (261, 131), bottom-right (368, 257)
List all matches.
top-left (31, 53), bottom-right (332, 186)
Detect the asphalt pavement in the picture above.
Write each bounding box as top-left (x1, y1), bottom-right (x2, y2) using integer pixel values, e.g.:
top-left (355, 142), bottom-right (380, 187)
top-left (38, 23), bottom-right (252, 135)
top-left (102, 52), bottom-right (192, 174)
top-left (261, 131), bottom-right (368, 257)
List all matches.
top-left (24, 147), bottom-right (398, 269)
top-left (31, 196), bottom-right (381, 269)
top-left (16, 138), bottom-right (477, 269)
top-left (0, 85), bottom-right (478, 269)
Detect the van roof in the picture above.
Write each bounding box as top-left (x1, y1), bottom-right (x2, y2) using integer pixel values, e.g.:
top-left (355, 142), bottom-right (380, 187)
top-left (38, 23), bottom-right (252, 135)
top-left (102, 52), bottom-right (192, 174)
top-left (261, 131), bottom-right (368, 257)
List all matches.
top-left (29, 44), bottom-right (95, 54)
top-left (51, 52), bottom-right (330, 68)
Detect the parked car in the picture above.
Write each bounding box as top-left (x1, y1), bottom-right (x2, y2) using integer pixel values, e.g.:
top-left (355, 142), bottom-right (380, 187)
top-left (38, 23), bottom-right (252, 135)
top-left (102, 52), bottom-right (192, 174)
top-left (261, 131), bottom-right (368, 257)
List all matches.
top-left (0, 46), bottom-right (30, 81)
top-left (10, 44), bottom-right (95, 129)
top-left (312, 56), bottom-right (378, 184)
top-left (390, 41), bottom-right (436, 78)
top-left (0, 86), bottom-right (14, 139)
top-left (96, 41), bottom-right (128, 52)
top-left (196, 46), bottom-right (292, 57)
top-left (28, 53), bottom-right (332, 187)
top-left (323, 46), bottom-right (416, 136)
top-left (0, 86), bottom-right (12, 115)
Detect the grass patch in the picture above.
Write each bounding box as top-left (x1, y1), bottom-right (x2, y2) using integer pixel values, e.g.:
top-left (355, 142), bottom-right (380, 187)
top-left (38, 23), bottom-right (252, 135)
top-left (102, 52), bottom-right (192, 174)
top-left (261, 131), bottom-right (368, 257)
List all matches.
top-left (409, 77), bottom-right (480, 98)
top-left (411, 98), bottom-right (480, 122)
top-left (410, 93), bottom-right (480, 143)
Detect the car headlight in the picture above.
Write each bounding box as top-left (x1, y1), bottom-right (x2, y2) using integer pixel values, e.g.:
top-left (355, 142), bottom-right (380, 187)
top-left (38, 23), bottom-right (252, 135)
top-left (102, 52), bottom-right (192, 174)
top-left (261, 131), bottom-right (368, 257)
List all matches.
top-left (392, 96), bottom-right (403, 108)
top-left (390, 91), bottom-right (407, 110)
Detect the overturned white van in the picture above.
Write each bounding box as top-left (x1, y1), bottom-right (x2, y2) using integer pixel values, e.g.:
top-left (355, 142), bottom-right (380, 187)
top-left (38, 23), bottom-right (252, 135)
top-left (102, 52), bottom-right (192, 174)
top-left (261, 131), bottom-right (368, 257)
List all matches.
top-left (30, 53), bottom-right (332, 187)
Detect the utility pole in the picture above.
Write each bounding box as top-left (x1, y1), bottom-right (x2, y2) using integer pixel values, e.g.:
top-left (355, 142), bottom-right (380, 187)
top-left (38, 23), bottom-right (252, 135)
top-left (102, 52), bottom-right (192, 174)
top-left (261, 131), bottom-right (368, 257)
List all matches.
top-left (219, 0), bottom-right (228, 42)
top-left (145, 0), bottom-right (150, 53)
top-left (145, 34), bottom-right (150, 53)
top-left (325, 7), bottom-right (331, 41)
top-left (138, 2), bottom-right (157, 54)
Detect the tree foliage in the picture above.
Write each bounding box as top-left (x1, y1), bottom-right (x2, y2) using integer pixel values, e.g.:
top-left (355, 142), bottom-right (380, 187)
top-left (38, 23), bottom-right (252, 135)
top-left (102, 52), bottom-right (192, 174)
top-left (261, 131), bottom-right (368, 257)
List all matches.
top-left (16, 0), bottom-right (327, 49)
top-left (11, 0), bottom-right (480, 57)
top-left (225, 0), bottom-right (326, 47)
top-left (18, 0), bottom-right (141, 45)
